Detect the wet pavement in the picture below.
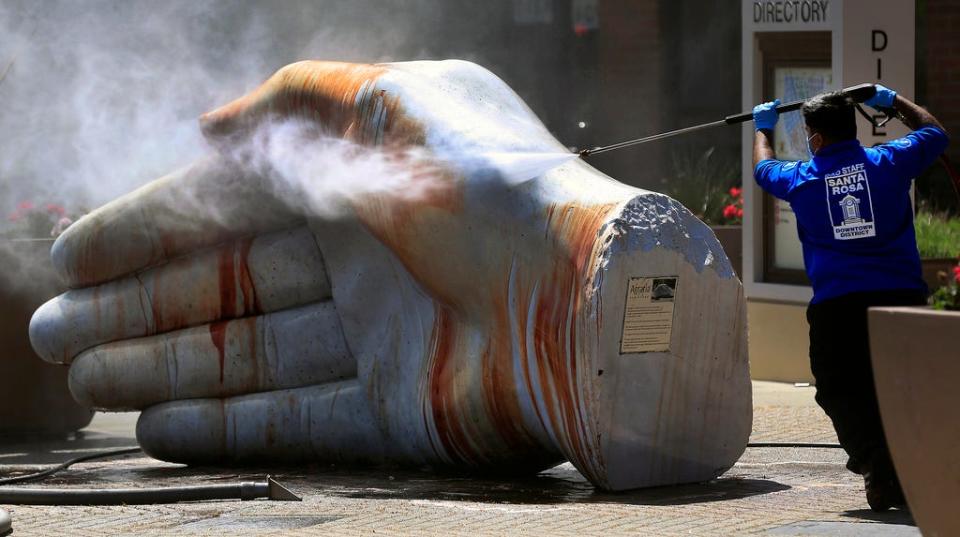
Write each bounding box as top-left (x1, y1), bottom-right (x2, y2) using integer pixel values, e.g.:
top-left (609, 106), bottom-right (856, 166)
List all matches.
top-left (0, 382), bottom-right (919, 536)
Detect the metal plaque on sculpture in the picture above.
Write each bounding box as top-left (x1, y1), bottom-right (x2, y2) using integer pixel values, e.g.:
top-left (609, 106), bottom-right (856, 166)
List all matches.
top-left (620, 277), bottom-right (677, 354)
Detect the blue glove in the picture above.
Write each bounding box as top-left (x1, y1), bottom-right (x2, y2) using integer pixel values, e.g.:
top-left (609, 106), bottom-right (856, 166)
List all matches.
top-left (753, 99), bottom-right (780, 131)
top-left (864, 84), bottom-right (897, 109)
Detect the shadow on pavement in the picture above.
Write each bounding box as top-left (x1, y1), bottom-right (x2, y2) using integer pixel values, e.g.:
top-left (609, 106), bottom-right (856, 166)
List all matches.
top-left (1, 410), bottom-right (789, 507)
top-left (841, 508), bottom-right (915, 526)
top-left (130, 462), bottom-right (790, 506)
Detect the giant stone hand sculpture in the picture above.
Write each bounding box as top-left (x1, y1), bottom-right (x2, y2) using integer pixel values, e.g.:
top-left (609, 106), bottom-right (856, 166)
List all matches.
top-left (30, 60), bottom-right (750, 491)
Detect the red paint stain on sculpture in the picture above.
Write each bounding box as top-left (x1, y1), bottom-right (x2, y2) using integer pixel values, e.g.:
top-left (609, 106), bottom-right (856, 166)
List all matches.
top-left (236, 238), bottom-right (261, 314)
top-left (209, 321), bottom-right (229, 384)
top-left (418, 202), bottom-right (614, 473)
top-left (216, 236), bottom-right (261, 321)
top-left (145, 238), bottom-right (262, 339)
top-left (521, 202), bottom-right (615, 483)
top-left (481, 285), bottom-right (543, 454)
top-left (424, 306), bottom-right (478, 464)
top-left (217, 243), bottom-right (238, 319)
top-left (206, 316), bottom-right (261, 393)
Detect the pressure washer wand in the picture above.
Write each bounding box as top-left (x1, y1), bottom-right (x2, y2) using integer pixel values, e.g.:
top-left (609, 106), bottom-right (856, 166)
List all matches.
top-left (579, 83), bottom-right (877, 158)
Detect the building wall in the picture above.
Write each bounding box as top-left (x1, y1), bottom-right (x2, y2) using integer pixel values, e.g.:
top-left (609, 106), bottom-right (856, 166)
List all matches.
top-left (428, 1), bottom-right (745, 194)
top-left (589, 1), bottom-right (743, 192)
top-left (586, 0), bottom-right (664, 188)
top-left (917, 0), bottom-right (960, 213)
top-left (921, 0), bottom-right (960, 157)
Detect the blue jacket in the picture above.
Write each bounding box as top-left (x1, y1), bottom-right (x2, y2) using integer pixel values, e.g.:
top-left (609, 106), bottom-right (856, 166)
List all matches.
top-left (754, 126), bottom-right (949, 304)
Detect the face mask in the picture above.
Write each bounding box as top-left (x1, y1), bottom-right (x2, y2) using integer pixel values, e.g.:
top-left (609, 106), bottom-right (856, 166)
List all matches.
top-left (806, 134), bottom-right (818, 159)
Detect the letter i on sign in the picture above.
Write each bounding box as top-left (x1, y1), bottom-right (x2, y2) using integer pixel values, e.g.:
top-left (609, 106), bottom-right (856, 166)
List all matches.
top-left (871, 29), bottom-right (888, 136)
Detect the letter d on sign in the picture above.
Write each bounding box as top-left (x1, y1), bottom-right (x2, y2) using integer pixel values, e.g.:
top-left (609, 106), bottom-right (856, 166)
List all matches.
top-left (872, 30), bottom-right (888, 52)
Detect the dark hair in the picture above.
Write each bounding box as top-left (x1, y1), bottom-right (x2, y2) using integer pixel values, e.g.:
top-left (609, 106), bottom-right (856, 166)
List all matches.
top-left (801, 91), bottom-right (857, 141)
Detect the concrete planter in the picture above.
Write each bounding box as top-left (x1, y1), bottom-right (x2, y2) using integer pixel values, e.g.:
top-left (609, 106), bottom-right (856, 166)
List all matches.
top-left (711, 225), bottom-right (742, 278)
top-left (0, 240), bottom-right (93, 436)
top-left (921, 257), bottom-right (958, 292)
top-left (868, 306), bottom-right (960, 537)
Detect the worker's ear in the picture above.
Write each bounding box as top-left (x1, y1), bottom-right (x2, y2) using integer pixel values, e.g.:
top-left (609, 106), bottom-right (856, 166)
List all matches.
top-left (807, 131), bottom-right (823, 156)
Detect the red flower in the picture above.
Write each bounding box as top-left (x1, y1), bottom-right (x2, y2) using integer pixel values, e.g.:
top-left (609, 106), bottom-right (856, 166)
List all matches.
top-left (723, 204), bottom-right (738, 220)
top-left (45, 204), bottom-right (66, 216)
top-left (953, 265), bottom-right (960, 284)
top-left (7, 211), bottom-right (21, 222)
top-left (729, 187), bottom-right (742, 198)
top-left (736, 207), bottom-right (744, 219)
top-left (16, 200), bottom-right (34, 211)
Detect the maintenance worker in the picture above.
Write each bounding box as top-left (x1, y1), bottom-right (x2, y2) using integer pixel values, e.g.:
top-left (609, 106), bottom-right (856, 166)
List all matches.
top-left (751, 85), bottom-right (950, 512)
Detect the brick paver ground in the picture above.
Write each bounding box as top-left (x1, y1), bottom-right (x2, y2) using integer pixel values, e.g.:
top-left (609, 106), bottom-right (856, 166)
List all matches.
top-left (0, 382), bottom-right (918, 536)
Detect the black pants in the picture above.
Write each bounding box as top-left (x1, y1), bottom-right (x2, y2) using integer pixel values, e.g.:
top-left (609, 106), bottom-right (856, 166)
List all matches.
top-left (806, 289), bottom-right (927, 474)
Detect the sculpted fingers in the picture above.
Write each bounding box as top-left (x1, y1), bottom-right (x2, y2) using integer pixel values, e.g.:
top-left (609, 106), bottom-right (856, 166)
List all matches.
top-left (67, 302), bottom-right (354, 410)
top-left (199, 61), bottom-right (424, 148)
top-left (31, 227), bottom-right (328, 364)
top-left (135, 381), bottom-right (385, 464)
top-left (52, 155), bottom-right (300, 288)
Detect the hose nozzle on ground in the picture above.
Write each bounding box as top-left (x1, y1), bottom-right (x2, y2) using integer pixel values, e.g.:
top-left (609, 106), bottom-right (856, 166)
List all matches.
top-left (266, 476), bottom-right (301, 501)
top-left (0, 507), bottom-right (10, 536)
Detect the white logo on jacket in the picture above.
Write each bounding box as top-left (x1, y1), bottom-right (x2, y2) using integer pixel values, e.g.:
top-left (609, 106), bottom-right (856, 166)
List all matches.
top-left (824, 163), bottom-right (876, 240)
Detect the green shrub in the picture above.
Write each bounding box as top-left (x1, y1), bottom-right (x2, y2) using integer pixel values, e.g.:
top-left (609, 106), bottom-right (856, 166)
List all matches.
top-left (660, 147), bottom-right (740, 225)
top-left (915, 211), bottom-right (960, 259)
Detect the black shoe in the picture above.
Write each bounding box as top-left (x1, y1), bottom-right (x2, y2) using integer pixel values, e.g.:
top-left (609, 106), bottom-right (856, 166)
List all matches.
top-left (863, 463), bottom-right (905, 512)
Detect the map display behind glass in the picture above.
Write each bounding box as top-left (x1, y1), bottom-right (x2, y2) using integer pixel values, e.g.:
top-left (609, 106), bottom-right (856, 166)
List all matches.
top-left (771, 67), bottom-right (833, 272)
